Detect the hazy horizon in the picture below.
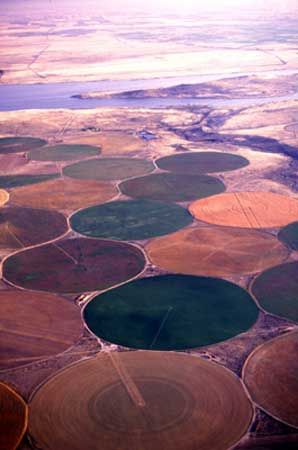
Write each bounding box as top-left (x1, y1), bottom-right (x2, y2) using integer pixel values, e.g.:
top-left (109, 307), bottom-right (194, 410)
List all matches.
top-left (1, 0), bottom-right (298, 18)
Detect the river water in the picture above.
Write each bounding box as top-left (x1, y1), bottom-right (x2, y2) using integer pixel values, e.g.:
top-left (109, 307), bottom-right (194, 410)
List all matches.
top-left (0, 69), bottom-right (297, 111)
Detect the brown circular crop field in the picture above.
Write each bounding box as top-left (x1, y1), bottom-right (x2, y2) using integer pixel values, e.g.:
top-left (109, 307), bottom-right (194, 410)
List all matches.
top-left (189, 192), bottom-right (298, 228)
top-left (243, 331), bottom-right (298, 428)
top-left (146, 226), bottom-right (288, 277)
top-left (9, 178), bottom-right (117, 212)
top-left (3, 238), bottom-right (146, 293)
top-left (0, 189), bottom-right (9, 206)
top-left (0, 206), bottom-right (68, 252)
top-left (29, 351), bottom-right (253, 450)
top-left (0, 382), bottom-right (27, 450)
top-left (0, 290), bottom-right (83, 370)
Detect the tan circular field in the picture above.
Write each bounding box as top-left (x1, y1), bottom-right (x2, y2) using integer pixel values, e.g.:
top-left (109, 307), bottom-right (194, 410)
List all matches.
top-left (243, 331), bottom-right (298, 428)
top-left (9, 178), bottom-right (117, 212)
top-left (0, 382), bottom-right (27, 450)
top-left (0, 290), bottom-right (83, 370)
top-left (189, 192), bottom-right (298, 228)
top-left (0, 189), bottom-right (9, 206)
top-left (29, 351), bottom-right (253, 450)
top-left (146, 226), bottom-right (288, 277)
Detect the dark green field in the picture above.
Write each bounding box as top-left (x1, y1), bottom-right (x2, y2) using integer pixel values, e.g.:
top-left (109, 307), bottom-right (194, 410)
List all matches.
top-left (156, 151), bottom-right (249, 174)
top-left (0, 173), bottom-right (59, 189)
top-left (251, 261), bottom-right (298, 323)
top-left (29, 144), bottom-right (101, 161)
top-left (119, 172), bottom-right (226, 201)
top-left (63, 157), bottom-right (154, 181)
top-left (278, 221), bottom-right (298, 250)
top-left (83, 274), bottom-right (258, 350)
top-left (70, 199), bottom-right (193, 240)
top-left (0, 137), bottom-right (47, 154)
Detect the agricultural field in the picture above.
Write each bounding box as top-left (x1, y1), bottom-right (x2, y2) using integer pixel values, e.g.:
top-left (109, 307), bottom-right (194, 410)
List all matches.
top-left (0, 4), bottom-right (298, 448)
top-left (0, 100), bottom-right (297, 450)
top-left (29, 352), bottom-right (253, 450)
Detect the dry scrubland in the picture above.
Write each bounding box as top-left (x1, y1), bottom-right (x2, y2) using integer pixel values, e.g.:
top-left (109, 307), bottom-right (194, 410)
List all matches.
top-left (0, 14), bottom-right (298, 84)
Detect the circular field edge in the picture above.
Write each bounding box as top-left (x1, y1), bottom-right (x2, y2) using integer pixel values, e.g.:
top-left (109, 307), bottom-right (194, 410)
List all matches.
top-left (248, 261), bottom-right (298, 324)
top-left (0, 381), bottom-right (28, 450)
top-left (28, 351), bottom-right (254, 450)
top-left (1, 237), bottom-right (147, 294)
top-left (155, 151), bottom-right (250, 174)
top-left (28, 144), bottom-right (101, 162)
top-left (277, 221), bottom-right (298, 251)
top-left (242, 330), bottom-right (298, 429)
top-left (82, 274), bottom-right (259, 351)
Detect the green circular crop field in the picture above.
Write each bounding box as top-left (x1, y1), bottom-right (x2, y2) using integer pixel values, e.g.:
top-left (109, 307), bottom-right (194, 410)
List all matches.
top-left (278, 221), bottom-right (298, 250)
top-left (0, 137), bottom-right (47, 154)
top-left (83, 274), bottom-right (258, 350)
top-left (0, 173), bottom-right (59, 189)
top-left (119, 172), bottom-right (226, 202)
top-left (70, 199), bottom-right (193, 241)
top-left (251, 261), bottom-right (298, 323)
top-left (156, 151), bottom-right (249, 174)
top-left (29, 144), bottom-right (101, 161)
top-left (63, 157), bottom-right (154, 181)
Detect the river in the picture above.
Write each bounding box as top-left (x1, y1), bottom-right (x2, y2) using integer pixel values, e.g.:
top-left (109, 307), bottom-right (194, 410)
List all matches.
top-left (0, 69), bottom-right (297, 111)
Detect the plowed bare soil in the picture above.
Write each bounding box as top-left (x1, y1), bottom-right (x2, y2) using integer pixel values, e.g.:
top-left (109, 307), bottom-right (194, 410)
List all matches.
top-left (10, 177), bottom-right (117, 212)
top-left (146, 226), bottom-right (288, 277)
top-left (0, 382), bottom-right (27, 450)
top-left (29, 351), bottom-right (253, 450)
top-left (0, 290), bottom-right (83, 370)
top-left (243, 331), bottom-right (298, 428)
top-left (189, 192), bottom-right (298, 228)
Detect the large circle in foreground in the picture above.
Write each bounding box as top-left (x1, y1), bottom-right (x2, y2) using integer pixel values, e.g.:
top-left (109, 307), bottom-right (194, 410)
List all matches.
top-left (63, 157), bottom-right (154, 181)
top-left (190, 192), bottom-right (298, 228)
top-left (84, 275), bottom-right (258, 350)
top-left (29, 144), bottom-right (101, 161)
top-left (29, 351), bottom-right (253, 450)
top-left (243, 331), bottom-right (298, 428)
top-left (0, 290), bottom-right (83, 370)
top-left (0, 136), bottom-right (47, 154)
top-left (0, 382), bottom-right (27, 450)
top-left (0, 189), bottom-right (9, 206)
top-left (3, 238), bottom-right (145, 293)
top-left (0, 206), bottom-right (68, 251)
top-left (156, 151), bottom-right (249, 174)
top-left (278, 221), bottom-right (298, 250)
top-left (119, 172), bottom-right (225, 202)
top-left (251, 261), bottom-right (298, 323)
top-left (146, 226), bottom-right (288, 277)
top-left (10, 178), bottom-right (117, 212)
top-left (71, 199), bottom-right (193, 241)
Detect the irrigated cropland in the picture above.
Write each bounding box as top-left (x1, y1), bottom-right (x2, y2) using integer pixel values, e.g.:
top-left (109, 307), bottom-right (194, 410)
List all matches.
top-left (0, 2), bottom-right (298, 450)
